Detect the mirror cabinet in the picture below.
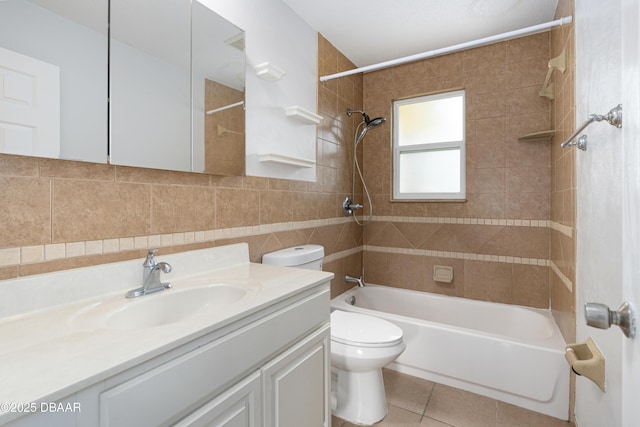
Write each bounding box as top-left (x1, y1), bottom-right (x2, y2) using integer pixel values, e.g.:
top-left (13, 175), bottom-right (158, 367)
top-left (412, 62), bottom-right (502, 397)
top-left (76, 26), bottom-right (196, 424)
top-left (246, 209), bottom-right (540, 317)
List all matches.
top-left (0, 0), bottom-right (245, 175)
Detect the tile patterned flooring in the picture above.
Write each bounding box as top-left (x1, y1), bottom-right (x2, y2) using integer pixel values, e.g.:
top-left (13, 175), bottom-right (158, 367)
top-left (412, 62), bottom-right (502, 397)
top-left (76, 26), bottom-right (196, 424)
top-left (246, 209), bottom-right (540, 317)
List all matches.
top-left (331, 369), bottom-right (572, 427)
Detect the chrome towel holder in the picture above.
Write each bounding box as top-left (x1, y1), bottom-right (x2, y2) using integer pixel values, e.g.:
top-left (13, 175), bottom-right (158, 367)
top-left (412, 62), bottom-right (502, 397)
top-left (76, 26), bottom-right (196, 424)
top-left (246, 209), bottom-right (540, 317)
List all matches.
top-left (561, 104), bottom-right (622, 151)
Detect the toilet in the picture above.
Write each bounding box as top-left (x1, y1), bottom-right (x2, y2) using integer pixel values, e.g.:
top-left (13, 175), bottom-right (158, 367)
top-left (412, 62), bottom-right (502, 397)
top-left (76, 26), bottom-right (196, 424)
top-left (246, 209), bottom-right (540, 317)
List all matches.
top-left (262, 245), bottom-right (406, 426)
top-left (330, 310), bottom-right (405, 425)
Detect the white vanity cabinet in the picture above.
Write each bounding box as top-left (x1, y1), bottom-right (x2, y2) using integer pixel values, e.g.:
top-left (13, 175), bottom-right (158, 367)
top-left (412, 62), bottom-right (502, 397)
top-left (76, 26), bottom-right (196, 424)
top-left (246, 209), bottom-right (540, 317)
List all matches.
top-left (6, 283), bottom-right (331, 427)
top-left (262, 325), bottom-right (330, 427)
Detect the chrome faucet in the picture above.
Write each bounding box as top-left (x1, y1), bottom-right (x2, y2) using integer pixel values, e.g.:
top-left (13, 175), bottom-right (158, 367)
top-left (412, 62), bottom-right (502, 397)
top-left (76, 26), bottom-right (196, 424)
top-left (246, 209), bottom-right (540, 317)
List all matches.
top-left (345, 274), bottom-right (365, 287)
top-left (126, 249), bottom-right (172, 298)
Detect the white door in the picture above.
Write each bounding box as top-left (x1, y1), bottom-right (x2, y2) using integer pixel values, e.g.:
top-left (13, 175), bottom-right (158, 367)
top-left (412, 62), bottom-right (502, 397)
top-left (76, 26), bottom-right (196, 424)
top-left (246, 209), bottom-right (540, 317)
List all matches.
top-left (619, 0), bottom-right (640, 425)
top-left (575, 1), bottom-right (640, 426)
top-left (0, 46), bottom-right (60, 158)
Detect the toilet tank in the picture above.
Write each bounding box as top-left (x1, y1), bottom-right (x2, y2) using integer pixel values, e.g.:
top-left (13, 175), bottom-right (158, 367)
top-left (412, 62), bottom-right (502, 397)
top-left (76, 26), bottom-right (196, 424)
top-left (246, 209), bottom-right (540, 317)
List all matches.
top-left (262, 245), bottom-right (324, 271)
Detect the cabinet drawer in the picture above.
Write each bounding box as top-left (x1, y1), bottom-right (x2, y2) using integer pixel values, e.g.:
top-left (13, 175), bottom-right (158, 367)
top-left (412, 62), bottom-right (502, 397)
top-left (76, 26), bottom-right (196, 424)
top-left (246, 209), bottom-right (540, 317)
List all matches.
top-left (100, 286), bottom-right (329, 427)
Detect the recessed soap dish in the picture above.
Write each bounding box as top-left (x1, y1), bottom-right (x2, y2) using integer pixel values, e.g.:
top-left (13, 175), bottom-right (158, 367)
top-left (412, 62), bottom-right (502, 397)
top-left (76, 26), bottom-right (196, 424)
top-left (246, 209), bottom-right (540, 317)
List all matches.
top-left (518, 130), bottom-right (556, 141)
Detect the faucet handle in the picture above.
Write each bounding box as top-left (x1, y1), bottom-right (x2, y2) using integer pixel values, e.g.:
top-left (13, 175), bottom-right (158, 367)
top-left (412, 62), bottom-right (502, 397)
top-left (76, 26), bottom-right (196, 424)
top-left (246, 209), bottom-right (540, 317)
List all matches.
top-left (144, 249), bottom-right (159, 267)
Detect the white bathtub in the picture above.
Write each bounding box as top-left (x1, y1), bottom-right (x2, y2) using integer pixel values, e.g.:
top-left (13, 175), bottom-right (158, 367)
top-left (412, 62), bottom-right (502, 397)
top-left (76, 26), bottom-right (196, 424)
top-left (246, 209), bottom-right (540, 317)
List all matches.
top-left (330, 285), bottom-right (569, 420)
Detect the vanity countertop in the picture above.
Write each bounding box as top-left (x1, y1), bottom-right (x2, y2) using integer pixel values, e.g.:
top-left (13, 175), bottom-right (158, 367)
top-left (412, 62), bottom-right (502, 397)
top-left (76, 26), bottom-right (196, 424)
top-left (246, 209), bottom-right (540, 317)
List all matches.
top-left (0, 243), bottom-right (333, 424)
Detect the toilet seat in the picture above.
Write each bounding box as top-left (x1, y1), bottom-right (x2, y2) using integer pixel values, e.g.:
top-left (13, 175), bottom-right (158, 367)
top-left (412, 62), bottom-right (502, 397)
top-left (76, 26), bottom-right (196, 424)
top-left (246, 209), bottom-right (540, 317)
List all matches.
top-left (331, 310), bottom-right (403, 348)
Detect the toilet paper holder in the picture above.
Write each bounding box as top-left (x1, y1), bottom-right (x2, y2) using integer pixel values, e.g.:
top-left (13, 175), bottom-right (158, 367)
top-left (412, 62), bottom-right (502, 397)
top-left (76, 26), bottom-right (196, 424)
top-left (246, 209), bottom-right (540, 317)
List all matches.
top-left (565, 337), bottom-right (605, 392)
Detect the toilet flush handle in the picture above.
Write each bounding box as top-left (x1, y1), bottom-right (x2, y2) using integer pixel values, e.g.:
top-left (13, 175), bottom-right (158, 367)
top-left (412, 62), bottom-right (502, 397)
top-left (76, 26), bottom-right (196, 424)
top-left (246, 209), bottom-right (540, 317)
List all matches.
top-left (584, 301), bottom-right (636, 338)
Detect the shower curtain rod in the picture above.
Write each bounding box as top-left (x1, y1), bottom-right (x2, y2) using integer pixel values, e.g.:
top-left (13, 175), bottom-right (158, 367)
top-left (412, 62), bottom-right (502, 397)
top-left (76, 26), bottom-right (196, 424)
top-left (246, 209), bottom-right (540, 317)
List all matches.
top-left (319, 16), bottom-right (573, 82)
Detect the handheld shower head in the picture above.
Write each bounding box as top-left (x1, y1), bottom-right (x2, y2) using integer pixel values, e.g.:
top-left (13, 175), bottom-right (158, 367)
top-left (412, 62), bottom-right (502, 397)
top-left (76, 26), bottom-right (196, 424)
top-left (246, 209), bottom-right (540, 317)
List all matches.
top-left (346, 109), bottom-right (386, 129)
top-left (366, 116), bottom-right (386, 129)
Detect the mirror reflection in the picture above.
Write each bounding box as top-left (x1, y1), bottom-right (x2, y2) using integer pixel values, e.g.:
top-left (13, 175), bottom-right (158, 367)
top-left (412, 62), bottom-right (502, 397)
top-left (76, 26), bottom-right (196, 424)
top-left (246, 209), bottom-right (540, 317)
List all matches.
top-left (0, 0), bottom-right (108, 163)
top-left (109, 0), bottom-right (192, 171)
top-left (192, 0), bottom-right (245, 176)
top-left (110, 0), bottom-right (246, 174)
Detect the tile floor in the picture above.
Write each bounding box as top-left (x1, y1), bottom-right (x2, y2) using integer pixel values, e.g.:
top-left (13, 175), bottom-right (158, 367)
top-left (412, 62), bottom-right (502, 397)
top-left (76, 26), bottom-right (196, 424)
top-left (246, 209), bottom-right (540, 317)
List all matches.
top-left (331, 369), bottom-right (573, 427)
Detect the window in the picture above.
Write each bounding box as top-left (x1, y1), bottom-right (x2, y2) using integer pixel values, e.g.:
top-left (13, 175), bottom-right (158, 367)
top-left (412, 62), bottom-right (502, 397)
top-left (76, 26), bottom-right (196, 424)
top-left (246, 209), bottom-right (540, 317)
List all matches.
top-left (392, 90), bottom-right (465, 200)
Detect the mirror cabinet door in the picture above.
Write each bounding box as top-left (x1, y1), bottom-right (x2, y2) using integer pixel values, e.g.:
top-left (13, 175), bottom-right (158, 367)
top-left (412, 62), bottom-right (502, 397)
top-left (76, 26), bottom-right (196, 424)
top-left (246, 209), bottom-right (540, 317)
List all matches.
top-left (109, 0), bottom-right (192, 172)
top-left (0, 0), bottom-right (108, 163)
top-left (192, 0), bottom-right (245, 176)
top-left (0, 0), bottom-right (246, 175)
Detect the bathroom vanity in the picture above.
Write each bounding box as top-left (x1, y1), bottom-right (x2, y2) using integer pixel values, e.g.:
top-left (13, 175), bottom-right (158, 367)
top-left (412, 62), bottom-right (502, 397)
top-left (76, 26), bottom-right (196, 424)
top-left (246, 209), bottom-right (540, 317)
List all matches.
top-left (0, 243), bottom-right (333, 427)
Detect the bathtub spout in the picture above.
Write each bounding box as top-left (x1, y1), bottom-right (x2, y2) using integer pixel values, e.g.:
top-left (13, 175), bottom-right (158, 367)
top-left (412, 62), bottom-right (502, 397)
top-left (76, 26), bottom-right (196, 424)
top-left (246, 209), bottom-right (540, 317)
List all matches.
top-left (345, 275), bottom-right (366, 287)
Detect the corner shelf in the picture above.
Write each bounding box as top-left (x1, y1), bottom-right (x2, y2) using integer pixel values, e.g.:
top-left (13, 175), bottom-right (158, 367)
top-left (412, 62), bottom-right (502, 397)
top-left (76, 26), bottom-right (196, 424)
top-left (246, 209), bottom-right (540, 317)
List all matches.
top-left (285, 106), bottom-right (323, 125)
top-left (518, 130), bottom-right (556, 141)
top-left (255, 62), bottom-right (286, 81)
top-left (258, 153), bottom-right (315, 168)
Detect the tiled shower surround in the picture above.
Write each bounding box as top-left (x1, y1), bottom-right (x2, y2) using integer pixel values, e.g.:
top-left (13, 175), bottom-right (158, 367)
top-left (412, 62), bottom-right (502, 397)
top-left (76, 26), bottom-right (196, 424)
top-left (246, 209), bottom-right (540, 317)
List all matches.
top-left (360, 32), bottom-right (555, 305)
top-left (0, 15), bottom-right (574, 338)
top-left (358, 20), bottom-right (576, 339)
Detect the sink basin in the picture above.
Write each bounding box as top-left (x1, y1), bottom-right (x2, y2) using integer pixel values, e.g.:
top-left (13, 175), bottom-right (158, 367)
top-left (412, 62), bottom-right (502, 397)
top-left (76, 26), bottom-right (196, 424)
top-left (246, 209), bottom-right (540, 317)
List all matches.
top-left (106, 285), bottom-right (247, 329)
top-left (73, 284), bottom-right (248, 330)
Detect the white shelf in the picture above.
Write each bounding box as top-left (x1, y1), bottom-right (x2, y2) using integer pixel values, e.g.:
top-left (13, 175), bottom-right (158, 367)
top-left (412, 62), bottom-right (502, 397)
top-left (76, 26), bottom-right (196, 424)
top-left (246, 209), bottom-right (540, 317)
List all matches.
top-left (258, 153), bottom-right (315, 168)
top-left (255, 62), bottom-right (286, 81)
top-left (285, 106), bottom-right (323, 125)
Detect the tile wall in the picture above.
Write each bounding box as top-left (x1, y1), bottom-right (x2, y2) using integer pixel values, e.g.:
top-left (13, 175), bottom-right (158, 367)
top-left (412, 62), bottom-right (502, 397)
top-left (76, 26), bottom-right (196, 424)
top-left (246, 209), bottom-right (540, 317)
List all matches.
top-left (361, 33), bottom-right (554, 308)
top-left (550, 0), bottom-right (576, 422)
top-left (0, 35), bottom-right (362, 298)
top-left (550, 0), bottom-right (576, 346)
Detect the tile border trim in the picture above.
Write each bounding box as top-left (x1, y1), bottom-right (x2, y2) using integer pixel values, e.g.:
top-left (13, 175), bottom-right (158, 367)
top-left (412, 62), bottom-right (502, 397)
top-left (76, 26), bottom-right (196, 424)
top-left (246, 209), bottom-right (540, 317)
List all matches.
top-left (372, 216), bottom-right (550, 227)
top-left (325, 246), bottom-right (363, 264)
top-left (550, 260), bottom-right (573, 292)
top-left (0, 217), bottom-right (354, 268)
top-left (364, 245), bottom-right (550, 267)
top-left (1, 216), bottom-right (571, 268)
top-left (549, 220), bottom-right (574, 238)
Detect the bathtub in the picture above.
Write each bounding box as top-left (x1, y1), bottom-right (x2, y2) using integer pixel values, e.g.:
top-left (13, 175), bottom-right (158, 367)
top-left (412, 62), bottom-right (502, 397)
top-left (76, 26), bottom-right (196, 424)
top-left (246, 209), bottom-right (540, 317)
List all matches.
top-left (330, 285), bottom-right (569, 420)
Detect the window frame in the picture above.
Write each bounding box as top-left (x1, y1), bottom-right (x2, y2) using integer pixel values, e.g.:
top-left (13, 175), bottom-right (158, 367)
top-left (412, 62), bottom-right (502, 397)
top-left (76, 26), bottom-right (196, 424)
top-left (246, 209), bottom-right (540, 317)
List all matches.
top-left (392, 90), bottom-right (466, 201)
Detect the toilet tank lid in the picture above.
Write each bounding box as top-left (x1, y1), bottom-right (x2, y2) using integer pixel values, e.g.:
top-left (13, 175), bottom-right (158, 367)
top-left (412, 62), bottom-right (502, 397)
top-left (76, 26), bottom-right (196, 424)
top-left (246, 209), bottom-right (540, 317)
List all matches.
top-left (261, 245), bottom-right (324, 266)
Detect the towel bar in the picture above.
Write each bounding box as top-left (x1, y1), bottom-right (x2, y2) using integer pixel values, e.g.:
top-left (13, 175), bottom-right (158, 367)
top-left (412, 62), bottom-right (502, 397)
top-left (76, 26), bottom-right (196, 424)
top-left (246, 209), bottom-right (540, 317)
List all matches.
top-left (561, 104), bottom-right (622, 151)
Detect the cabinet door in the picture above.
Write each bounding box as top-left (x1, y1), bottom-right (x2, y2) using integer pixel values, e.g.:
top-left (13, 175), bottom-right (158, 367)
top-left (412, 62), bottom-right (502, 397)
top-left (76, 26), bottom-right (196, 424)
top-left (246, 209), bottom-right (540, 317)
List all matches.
top-left (262, 325), bottom-right (330, 427)
top-left (174, 371), bottom-right (261, 427)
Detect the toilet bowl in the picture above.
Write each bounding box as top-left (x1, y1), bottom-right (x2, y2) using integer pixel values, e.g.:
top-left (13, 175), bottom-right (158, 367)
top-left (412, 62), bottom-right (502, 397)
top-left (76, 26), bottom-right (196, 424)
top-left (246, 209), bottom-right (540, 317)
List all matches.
top-left (330, 309), bottom-right (406, 425)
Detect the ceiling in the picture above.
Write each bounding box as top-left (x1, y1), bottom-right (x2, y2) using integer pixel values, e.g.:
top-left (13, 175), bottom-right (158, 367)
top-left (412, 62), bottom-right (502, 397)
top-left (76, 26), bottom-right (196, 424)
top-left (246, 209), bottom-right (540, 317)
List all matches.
top-left (282, 0), bottom-right (560, 69)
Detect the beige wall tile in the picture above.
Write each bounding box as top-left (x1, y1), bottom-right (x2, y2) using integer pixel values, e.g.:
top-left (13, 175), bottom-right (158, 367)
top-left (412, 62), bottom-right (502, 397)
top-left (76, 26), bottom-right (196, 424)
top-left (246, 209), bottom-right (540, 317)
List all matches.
top-left (464, 260), bottom-right (512, 303)
top-left (0, 154), bottom-right (40, 177)
top-left (0, 177), bottom-right (51, 248)
top-left (512, 265), bottom-right (550, 308)
top-left (52, 180), bottom-right (150, 242)
top-left (151, 185), bottom-right (216, 234)
top-left (480, 227), bottom-right (550, 259)
top-left (215, 188), bottom-right (260, 229)
top-left (40, 159), bottom-right (114, 181)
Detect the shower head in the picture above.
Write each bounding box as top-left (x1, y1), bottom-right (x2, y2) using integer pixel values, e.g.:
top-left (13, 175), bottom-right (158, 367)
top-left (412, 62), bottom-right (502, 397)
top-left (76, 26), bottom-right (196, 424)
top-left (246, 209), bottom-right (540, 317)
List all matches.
top-left (346, 109), bottom-right (386, 129)
top-left (366, 116), bottom-right (386, 129)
